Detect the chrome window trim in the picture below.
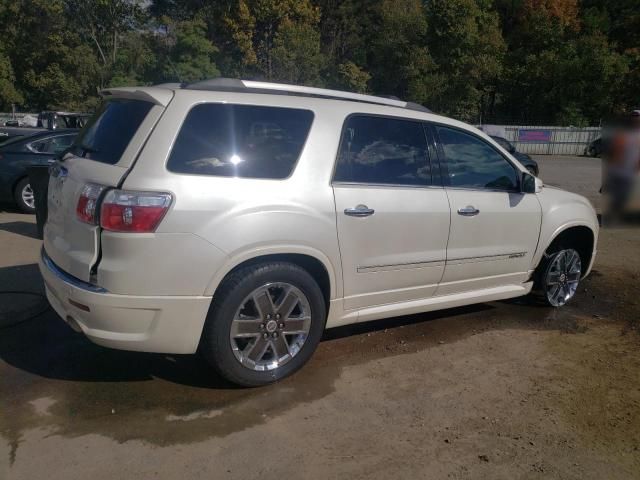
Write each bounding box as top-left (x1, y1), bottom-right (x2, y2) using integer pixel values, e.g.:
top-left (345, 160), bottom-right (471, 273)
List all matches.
top-left (357, 259), bottom-right (446, 273)
top-left (446, 252), bottom-right (527, 266)
top-left (332, 181), bottom-right (444, 190)
top-left (41, 248), bottom-right (108, 294)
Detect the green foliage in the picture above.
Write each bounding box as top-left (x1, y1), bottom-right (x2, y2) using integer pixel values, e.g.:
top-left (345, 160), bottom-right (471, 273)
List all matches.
top-left (162, 19), bottom-right (220, 83)
top-left (0, 51), bottom-right (23, 109)
top-left (427, 0), bottom-right (506, 121)
top-left (0, 0), bottom-right (636, 124)
top-left (335, 62), bottom-right (371, 93)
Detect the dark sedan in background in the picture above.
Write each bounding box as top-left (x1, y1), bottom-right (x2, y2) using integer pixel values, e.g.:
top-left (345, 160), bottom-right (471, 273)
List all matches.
top-left (490, 135), bottom-right (539, 176)
top-left (0, 129), bottom-right (76, 213)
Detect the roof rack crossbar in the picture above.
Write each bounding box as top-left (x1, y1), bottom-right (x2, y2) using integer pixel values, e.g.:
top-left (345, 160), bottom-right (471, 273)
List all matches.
top-left (184, 78), bottom-right (431, 112)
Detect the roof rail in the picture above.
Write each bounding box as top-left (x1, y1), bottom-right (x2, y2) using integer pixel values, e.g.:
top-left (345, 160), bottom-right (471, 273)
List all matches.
top-left (183, 78), bottom-right (432, 113)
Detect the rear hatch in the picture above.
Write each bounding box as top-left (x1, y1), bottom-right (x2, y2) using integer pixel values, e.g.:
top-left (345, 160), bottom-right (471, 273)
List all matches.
top-left (44, 88), bottom-right (172, 282)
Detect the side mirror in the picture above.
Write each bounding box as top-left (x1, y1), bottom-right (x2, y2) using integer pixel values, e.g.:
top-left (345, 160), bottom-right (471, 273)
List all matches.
top-left (521, 172), bottom-right (543, 194)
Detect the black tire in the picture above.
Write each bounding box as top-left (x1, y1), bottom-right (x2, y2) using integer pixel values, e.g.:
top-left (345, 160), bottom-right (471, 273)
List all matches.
top-left (13, 177), bottom-right (36, 214)
top-left (200, 262), bottom-right (326, 387)
top-left (532, 245), bottom-right (582, 307)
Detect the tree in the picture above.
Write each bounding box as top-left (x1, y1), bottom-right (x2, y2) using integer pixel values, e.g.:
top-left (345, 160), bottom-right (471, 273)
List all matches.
top-left (65, 0), bottom-right (148, 90)
top-left (365, 0), bottom-right (440, 106)
top-left (426, 0), bottom-right (506, 121)
top-left (0, 51), bottom-right (23, 109)
top-left (220, 0), bottom-right (324, 83)
top-left (1, 0), bottom-right (101, 110)
top-left (160, 18), bottom-right (220, 83)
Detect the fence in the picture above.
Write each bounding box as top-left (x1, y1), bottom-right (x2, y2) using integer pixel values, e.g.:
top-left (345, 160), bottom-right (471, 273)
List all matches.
top-left (479, 125), bottom-right (601, 155)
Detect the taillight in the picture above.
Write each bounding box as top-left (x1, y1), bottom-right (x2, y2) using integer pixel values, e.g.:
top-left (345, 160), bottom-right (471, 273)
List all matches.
top-left (76, 184), bottom-right (105, 224)
top-left (100, 190), bottom-right (173, 233)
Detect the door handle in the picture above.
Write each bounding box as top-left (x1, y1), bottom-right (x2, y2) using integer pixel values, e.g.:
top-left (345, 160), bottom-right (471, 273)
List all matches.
top-left (457, 206), bottom-right (480, 217)
top-left (344, 204), bottom-right (375, 217)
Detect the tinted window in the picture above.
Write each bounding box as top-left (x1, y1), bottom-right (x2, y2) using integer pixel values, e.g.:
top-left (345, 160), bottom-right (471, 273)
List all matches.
top-left (167, 104), bottom-right (314, 179)
top-left (333, 115), bottom-right (430, 186)
top-left (72, 99), bottom-right (152, 164)
top-left (34, 134), bottom-right (76, 154)
top-left (437, 127), bottom-right (519, 191)
top-left (48, 134), bottom-right (75, 154)
top-left (28, 139), bottom-right (49, 153)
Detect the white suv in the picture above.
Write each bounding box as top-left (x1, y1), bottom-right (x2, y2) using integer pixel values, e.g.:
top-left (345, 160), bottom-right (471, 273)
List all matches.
top-left (39, 79), bottom-right (598, 386)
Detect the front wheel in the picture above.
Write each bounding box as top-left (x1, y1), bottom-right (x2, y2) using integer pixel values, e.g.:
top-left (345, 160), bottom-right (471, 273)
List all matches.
top-left (538, 249), bottom-right (582, 307)
top-left (200, 262), bottom-right (326, 387)
top-left (14, 177), bottom-right (36, 214)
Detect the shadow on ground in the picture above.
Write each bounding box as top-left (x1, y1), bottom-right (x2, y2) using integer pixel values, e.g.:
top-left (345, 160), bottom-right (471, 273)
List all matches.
top-left (0, 221), bottom-right (39, 240)
top-left (0, 262), bottom-right (614, 455)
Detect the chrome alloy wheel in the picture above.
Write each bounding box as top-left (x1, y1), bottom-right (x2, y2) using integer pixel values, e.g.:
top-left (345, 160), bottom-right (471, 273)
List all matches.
top-left (545, 249), bottom-right (582, 307)
top-left (230, 283), bottom-right (312, 371)
top-left (21, 183), bottom-right (35, 210)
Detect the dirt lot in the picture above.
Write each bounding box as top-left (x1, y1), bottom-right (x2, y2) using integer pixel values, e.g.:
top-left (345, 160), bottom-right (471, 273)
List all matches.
top-left (1, 156), bottom-right (639, 479)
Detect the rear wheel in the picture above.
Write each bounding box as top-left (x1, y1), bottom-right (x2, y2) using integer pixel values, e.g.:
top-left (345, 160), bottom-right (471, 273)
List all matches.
top-left (536, 248), bottom-right (582, 307)
top-left (200, 262), bottom-right (326, 386)
top-left (13, 177), bottom-right (36, 214)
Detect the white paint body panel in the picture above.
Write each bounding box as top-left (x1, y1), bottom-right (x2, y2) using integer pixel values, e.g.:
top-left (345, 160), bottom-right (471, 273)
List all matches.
top-left (438, 189), bottom-right (542, 295)
top-left (39, 84), bottom-right (599, 354)
top-left (333, 185), bottom-right (450, 310)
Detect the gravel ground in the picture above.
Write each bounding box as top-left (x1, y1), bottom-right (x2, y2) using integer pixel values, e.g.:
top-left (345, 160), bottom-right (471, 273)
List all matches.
top-left (1, 155), bottom-right (639, 479)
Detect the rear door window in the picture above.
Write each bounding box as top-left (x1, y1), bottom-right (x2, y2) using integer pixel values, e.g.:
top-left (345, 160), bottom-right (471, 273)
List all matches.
top-left (71, 99), bottom-right (153, 164)
top-left (333, 115), bottom-right (431, 186)
top-left (167, 104), bottom-right (314, 179)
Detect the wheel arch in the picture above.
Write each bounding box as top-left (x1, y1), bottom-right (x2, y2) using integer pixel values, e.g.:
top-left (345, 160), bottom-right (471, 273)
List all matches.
top-left (535, 223), bottom-right (597, 278)
top-left (204, 246), bottom-right (340, 307)
top-left (11, 174), bottom-right (28, 196)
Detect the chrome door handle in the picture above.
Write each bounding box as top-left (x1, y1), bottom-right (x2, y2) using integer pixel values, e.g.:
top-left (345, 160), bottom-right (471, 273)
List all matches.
top-left (457, 206), bottom-right (480, 217)
top-left (344, 204), bottom-right (375, 217)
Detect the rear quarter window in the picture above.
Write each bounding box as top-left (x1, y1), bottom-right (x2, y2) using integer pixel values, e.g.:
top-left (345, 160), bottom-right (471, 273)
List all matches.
top-left (167, 104), bottom-right (314, 179)
top-left (72, 99), bottom-right (153, 165)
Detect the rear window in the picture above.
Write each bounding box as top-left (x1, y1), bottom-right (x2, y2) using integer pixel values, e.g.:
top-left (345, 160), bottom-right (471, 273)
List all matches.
top-left (71, 99), bottom-right (152, 165)
top-left (167, 104), bottom-right (314, 179)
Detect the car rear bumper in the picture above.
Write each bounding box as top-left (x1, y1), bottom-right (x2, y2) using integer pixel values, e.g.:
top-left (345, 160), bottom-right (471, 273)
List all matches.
top-left (39, 248), bottom-right (211, 354)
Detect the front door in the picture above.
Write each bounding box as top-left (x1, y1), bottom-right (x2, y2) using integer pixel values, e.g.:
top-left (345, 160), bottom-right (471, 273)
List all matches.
top-left (432, 125), bottom-right (542, 295)
top-left (332, 114), bottom-right (450, 310)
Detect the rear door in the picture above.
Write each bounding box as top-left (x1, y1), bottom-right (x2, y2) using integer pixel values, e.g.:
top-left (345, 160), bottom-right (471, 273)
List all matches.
top-left (45, 96), bottom-right (168, 281)
top-left (432, 125), bottom-right (542, 295)
top-left (332, 114), bottom-right (450, 310)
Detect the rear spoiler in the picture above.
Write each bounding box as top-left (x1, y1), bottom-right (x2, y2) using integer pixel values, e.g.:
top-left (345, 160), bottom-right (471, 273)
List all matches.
top-left (100, 87), bottom-right (174, 107)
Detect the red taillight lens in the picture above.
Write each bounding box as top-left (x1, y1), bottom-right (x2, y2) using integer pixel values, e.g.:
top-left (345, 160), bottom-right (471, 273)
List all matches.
top-left (76, 184), bottom-right (105, 224)
top-left (100, 190), bottom-right (173, 233)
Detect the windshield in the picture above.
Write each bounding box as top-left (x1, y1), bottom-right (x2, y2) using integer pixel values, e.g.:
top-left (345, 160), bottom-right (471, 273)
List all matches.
top-left (71, 99), bottom-right (152, 164)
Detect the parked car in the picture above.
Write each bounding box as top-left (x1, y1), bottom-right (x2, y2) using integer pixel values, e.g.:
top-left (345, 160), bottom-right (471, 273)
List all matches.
top-left (490, 135), bottom-right (539, 176)
top-left (37, 111), bottom-right (91, 130)
top-left (0, 111), bottom-right (90, 143)
top-left (39, 79), bottom-right (598, 386)
top-left (4, 120), bottom-right (24, 127)
top-left (585, 137), bottom-right (604, 157)
top-left (0, 130), bottom-right (77, 213)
